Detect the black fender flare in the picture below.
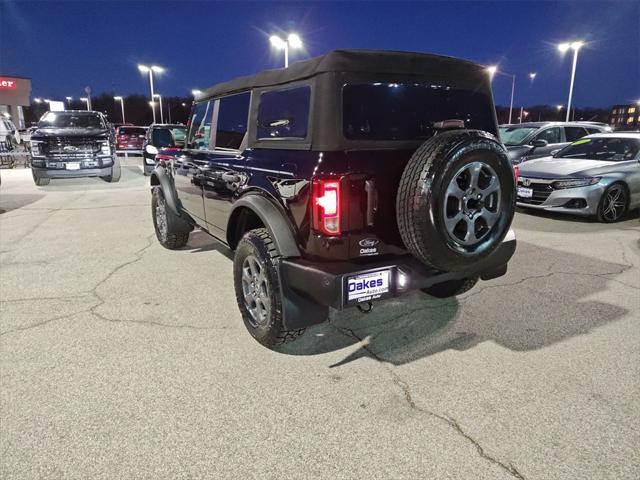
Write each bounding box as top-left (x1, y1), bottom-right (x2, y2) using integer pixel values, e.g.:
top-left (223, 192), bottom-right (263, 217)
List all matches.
top-left (150, 166), bottom-right (181, 217)
top-left (228, 195), bottom-right (301, 258)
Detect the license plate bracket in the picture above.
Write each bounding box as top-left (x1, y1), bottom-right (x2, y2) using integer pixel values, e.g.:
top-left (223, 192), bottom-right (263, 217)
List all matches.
top-left (345, 269), bottom-right (392, 305)
top-left (517, 186), bottom-right (533, 198)
top-left (66, 162), bottom-right (81, 170)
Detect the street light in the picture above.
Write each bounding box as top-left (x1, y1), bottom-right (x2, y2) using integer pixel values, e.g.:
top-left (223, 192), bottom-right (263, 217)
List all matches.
top-left (80, 98), bottom-right (89, 110)
top-left (65, 96), bottom-right (72, 109)
top-left (486, 66), bottom-right (516, 124)
top-left (529, 73), bottom-right (537, 81)
top-left (138, 64), bottom-right (164, 123)
top-left (153, 94), bottom-right (164, 123)
top-left (114, 96), bottom-right (125, 123)
top-left (34, 98), bottom-right (42, 103)
top-left (558, 41), bottom-right (584, 122)
top-left (270, 33), bottom-right (303, 67)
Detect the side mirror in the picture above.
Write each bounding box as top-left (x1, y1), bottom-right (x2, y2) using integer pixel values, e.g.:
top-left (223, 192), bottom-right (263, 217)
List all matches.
top-left (531, 139), bottom-right (548, 148)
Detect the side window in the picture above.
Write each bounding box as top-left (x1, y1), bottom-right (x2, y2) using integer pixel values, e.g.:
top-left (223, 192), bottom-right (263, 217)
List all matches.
top-left (586, 128), bottom-right (601, 134)
top-left (536, 127), bottom-right (561, 144)
top-left (188, 101), bottom-right (213, 150)
top-left (565, 126), bottom-right (587, 142)
top-left (257, 86), bottom-right (311, 139)
top-left (215, 92), bottom-right (250, 150)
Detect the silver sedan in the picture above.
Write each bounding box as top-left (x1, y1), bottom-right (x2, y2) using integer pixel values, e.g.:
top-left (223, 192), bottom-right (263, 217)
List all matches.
top-left (516, 133), bottom-right (640, 222)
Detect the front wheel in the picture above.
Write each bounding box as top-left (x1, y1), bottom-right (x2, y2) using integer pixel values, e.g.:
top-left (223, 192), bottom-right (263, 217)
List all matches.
top-left (32, 170), bottom-right (50, 186)
top-left (233, 228), bottom-right (305, 348)
top-left (597, 183), bottom-right (628, 223)
top-left (101, 159), bottom-right (121, 183)
top-left (151, 187), bottom-right (190, 249)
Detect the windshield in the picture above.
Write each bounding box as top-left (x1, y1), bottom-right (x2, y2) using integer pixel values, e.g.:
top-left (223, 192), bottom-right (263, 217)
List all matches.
top-left (38, 112), bottom-right (104, 129)
top-left (342, 83), bottom-right (495, 141)
top-left (498, 126), bottom-right (537, 146)
top-left (555, 137), bottom-right (640, 161)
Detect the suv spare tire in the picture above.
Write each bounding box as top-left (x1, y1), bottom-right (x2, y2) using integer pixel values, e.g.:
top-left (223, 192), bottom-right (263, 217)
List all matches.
top-left (397, 129), bottom-right (515, 272)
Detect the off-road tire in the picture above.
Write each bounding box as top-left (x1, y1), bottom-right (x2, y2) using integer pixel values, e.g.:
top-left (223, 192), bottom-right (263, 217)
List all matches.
top-left (597, 182), bottom-right (628, 223)
top-left (151, 187), bottom-right (190, 249)
top-left (233, 228), bottom-right (305, 348)
top-left (101, 158), bottom-right (121, 183)
top-left (397, 129), bottom-right (515, 272)
top-left (32, 170), bottom-right (50, 186)
top-left (422, 276), bottom-right (479, 298)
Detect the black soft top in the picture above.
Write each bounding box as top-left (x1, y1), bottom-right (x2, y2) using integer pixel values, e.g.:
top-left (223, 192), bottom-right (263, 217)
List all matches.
top-left (198, 49), bottom-right (487, 100)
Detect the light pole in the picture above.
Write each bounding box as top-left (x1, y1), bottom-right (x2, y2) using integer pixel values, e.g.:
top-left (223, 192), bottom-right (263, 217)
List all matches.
top-left (486, 66), bottom-right (516, 123)
top-left (269, 33), bottom-right (303, 67)
top-left (80, 98), bottom-right (89, 110)
top-left (558, 41), bottom-right (584, 122)
top-left (114, 96), bottom-right (125, 123)
top-left (153, 94), bottom-right (164, 123)
top-left (65, 97), bottom-right (72, 109)
top-left (138, 64), bottom-right (164, 123)
top-left (529, 72), bottom-right (537, 82)
top-left (557, 104), bottom-right (563, 121)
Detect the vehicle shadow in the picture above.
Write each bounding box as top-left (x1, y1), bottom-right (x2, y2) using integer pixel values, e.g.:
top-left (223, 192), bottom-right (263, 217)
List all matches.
top-left (278, 241), bottom-right (630, 366)
top-left (0, 193), bottom-right (45, 214)
top-left (183, 230), bottom-right (234, 259)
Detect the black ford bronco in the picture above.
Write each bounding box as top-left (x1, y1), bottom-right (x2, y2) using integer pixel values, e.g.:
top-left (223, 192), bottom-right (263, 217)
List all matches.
top-left (30, 110), bottom-right (120, 186)
top-left (150, 50), bottom-right (516, 347)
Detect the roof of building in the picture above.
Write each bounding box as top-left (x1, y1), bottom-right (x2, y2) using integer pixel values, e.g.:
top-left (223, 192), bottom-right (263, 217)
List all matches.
top-left (198, 49), bottom-right (486, 100)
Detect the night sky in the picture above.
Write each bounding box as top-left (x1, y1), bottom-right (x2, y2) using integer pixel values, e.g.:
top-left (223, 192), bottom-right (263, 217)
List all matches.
top-left (2, 0), bottom-right (638, 107)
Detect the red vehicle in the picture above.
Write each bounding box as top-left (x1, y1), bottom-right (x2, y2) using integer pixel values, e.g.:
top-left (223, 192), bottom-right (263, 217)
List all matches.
top-left (115, 126), bottom-right (147, 154)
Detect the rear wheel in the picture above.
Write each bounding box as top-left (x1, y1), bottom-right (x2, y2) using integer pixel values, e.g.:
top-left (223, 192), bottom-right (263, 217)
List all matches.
top-left (397, 130), bottom-right (514, 272)
top-left (597, 183), bottom-right (628, 223)
top-left (32, 170), bottom-right (50, 186)
top-left (233, 228), bottom-right (305, 348)
top-left (422, 276), bottom-right (479, 298)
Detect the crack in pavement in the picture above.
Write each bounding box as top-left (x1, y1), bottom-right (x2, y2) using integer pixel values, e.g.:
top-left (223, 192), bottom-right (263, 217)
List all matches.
top-left (331, 324), bottom-right (525, 480)
top-left (1, 235), bottom-right (210, 336)
top-left (327, 263), bottom-right (640, 477)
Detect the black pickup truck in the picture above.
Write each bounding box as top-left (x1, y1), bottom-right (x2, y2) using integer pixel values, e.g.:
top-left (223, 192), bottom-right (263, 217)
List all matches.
top-left (149, 50), bottom-right (517, 348)
top-left (30, 110), bottom-right (120, 186)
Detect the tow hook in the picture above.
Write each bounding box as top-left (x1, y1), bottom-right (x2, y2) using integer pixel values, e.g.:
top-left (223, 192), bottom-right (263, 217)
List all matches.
top-left (356, 302), bottom-right (373, 314)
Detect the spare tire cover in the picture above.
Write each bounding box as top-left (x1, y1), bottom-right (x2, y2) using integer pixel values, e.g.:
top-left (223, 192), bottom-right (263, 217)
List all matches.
top-left (396, 129), bottom-right (515, 272)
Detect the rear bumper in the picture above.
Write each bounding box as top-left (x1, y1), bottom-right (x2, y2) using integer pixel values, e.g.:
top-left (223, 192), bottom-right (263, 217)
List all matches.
top-left (279, 230), bottom-right (516, 329)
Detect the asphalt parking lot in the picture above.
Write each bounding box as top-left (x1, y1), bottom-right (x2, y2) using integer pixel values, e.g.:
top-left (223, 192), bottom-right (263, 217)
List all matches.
top-left (1, 157), bottom-right (639, 480)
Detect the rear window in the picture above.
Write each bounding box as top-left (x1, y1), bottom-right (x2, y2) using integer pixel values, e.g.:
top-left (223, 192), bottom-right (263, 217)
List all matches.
top-left (257, 86), bottom-right (310, 140)
top-left (119, 127), bottom-right (146, 136)
top-left (342, 83), bottom-right (495, 141)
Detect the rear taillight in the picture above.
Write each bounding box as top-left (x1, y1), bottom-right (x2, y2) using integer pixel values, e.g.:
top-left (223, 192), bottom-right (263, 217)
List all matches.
top-left (312, 178), bottom-right (341, 236)
top-left (513, 164), bottom-right (519, 183)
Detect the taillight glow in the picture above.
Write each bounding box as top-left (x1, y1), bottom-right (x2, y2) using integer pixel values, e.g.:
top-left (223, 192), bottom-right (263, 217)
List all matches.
top-left (513, 165), bottom-right (519, 183)
top-left (312, 179), bottom-right (341, 235)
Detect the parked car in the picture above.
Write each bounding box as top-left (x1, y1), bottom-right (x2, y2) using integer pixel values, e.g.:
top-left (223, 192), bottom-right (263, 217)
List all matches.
top-left (142, 124), bottom-right (186, 175)
top-left (115, 125), bottom-right (147, 154)
top-left (0, 118), bottom-right (21, 145)
top-left (516, 132), bottom-right (640, 222)
top-left (29, 110), bottom-right (120, 186)
top-left (148, 50), bottom-right (517, 347)
top-left (499, 121), bottom-right (611, 165)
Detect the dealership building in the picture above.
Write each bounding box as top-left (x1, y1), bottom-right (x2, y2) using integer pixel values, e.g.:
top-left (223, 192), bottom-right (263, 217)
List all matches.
top-left (0, 75), bottom-right (31, 129)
